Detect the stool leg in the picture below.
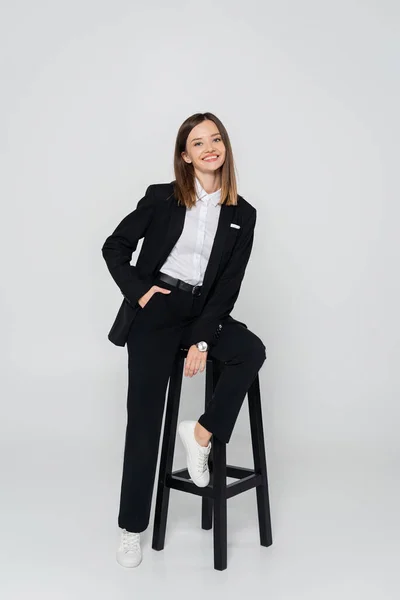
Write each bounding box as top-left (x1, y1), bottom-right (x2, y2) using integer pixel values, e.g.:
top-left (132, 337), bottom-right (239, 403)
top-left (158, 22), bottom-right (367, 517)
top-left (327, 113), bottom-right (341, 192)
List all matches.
top-left (213, 435), bottom-right (227, 570)
top-left (248, 374), bottom-right (273, 547)
top-left (201, 358), bottom-right (221, 530)
top-left (152, 352), bottom-right (184, 551)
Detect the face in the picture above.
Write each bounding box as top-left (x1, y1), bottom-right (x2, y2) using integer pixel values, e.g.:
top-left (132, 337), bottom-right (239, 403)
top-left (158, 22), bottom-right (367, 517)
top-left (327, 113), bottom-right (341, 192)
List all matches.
top-left (181, 119), bottom-right (226, 175)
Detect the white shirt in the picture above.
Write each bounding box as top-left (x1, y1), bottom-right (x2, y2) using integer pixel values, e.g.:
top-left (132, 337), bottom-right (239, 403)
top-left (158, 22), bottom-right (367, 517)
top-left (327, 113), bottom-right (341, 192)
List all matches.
top-left (160, 177), bottom-right (221, 285)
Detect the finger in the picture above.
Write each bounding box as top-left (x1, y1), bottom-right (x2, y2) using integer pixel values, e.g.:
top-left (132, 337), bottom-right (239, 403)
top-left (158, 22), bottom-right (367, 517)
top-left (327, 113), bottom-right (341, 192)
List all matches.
top-left (185, 350), bottom-right (207, 376)
top-left (192, 357), bottom-right (202, 376)
top-left (185, 359), bottom-right (194, 377)
top-left (194, 351), bottom-right (207, 375)
top-left (189, 359), bottom-right (198, 377)
top-left (185, 350), bottom-right (200, 376)
top-left (189, 359), bottom-right (197, 376)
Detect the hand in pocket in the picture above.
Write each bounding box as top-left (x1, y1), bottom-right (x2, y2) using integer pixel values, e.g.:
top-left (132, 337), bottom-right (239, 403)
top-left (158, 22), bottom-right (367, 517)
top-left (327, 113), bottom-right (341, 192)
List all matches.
top-left (138, 285), bottom-right (171, 308)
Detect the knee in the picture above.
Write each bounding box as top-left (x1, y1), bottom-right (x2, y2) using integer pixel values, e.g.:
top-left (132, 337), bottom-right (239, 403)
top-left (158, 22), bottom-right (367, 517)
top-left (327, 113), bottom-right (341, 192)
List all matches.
top-left (250, 337), bottom-right (267, 367)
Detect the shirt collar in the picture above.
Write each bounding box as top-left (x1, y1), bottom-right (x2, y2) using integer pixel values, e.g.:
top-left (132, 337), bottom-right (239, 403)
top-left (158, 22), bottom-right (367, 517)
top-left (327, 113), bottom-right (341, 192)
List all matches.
top-left (195, 177), bottom-right (221, 207)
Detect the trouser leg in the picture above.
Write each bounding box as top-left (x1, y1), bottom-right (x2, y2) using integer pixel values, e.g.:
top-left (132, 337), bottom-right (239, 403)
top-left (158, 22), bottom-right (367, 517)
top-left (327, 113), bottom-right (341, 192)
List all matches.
top-left (194, 320), bottom-right (267, 444)
top-left (117, 291), bottom-right (184, 532)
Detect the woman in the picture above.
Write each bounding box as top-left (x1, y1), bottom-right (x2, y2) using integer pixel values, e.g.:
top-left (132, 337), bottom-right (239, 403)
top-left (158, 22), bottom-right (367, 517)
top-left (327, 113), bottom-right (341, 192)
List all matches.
top-left (101, 112), bottom-right (267, 568)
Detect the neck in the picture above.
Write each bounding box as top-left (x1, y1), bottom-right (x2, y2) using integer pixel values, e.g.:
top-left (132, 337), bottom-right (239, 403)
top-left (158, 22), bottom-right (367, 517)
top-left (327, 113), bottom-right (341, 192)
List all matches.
top-left (195, 170), bottom-right (221, 194)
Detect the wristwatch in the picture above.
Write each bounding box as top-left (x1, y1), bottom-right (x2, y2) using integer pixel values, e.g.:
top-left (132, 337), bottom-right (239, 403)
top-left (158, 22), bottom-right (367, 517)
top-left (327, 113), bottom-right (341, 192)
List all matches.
top-left (196, 341), bottom-right (208, 352)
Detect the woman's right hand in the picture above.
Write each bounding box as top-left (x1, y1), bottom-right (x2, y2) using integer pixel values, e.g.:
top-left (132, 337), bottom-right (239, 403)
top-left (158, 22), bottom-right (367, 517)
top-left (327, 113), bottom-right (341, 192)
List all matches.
top-left (138, 285), bottom-right (171, 308)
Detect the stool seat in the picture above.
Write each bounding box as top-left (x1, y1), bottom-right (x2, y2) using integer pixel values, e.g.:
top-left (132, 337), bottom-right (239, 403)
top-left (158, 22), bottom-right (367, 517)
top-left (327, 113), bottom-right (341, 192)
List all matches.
top-left (152, 348), bottom-right (273, 571)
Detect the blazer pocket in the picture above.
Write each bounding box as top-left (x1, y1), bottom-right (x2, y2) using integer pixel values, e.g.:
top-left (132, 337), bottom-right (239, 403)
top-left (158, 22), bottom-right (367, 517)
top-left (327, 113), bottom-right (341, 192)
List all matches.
top-left (225, 225), bottom-right (240, 245)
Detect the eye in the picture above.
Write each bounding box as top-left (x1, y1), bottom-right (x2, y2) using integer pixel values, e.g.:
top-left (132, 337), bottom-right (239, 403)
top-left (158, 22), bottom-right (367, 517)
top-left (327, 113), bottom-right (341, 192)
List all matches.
top-left (194, 137), bottom-right (222, 147)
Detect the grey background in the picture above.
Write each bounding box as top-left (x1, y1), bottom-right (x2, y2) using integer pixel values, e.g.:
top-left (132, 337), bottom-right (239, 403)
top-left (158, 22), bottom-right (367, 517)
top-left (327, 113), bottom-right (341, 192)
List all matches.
top-left (1, 0), bottom-right (399, 598)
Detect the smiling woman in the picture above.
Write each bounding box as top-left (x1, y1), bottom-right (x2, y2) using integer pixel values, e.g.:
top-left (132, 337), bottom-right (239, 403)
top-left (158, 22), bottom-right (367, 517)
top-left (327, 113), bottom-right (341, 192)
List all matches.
top-left (173, 113), bottom-right (239, 209)
top-left (101, 111), bottom-right (266, 569)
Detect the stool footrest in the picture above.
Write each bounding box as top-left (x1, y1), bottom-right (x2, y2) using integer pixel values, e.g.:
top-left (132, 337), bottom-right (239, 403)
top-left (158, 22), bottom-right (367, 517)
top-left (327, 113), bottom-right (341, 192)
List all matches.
top-left (166, 473), bottom-right (214, 498)
top-left (166, 465), bottom-right (263, 499)
top-left (226, 473), bottom-right (263, 499)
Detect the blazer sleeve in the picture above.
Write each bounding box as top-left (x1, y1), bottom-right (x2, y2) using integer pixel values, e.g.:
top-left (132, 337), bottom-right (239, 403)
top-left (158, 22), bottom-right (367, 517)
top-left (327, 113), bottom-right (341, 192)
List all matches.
top-left (101, 184), bottom-right (156, 306)
top-left (186, 208), bottom-right (257, 348)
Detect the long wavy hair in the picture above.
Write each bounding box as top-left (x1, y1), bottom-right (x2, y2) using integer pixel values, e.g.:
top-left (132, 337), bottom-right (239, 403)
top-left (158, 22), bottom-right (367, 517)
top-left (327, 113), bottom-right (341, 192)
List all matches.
top-left (173, 112), bottom-right (238, 209)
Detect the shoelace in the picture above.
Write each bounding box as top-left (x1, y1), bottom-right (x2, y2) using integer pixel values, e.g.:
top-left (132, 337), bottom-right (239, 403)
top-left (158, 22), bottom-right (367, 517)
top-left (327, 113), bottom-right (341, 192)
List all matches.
top-left (196, 445), bottom-right (211, 474)
top-left (121, 530), bottom-right (140, 552)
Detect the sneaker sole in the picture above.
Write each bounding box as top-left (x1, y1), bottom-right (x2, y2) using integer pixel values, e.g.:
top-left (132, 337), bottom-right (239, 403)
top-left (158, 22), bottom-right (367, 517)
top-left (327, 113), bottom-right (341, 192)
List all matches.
top-left (116, 555), bottom-right (142, 568)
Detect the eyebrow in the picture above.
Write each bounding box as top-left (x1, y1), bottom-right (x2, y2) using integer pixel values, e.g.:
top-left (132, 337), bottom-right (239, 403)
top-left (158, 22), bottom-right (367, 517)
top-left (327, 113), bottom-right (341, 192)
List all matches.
top-left (191, 133), bottom-right (221, 142)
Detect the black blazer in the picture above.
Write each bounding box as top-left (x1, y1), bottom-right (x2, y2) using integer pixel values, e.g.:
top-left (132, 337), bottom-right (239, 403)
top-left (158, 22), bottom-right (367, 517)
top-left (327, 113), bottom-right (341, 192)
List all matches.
top-left (101, 181), bottom-right (257, 347)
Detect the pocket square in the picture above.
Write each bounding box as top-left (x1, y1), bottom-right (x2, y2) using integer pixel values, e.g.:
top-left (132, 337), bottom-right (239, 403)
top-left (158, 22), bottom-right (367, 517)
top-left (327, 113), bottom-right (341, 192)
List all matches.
top-left (230, 223), bottom-right (240, 229)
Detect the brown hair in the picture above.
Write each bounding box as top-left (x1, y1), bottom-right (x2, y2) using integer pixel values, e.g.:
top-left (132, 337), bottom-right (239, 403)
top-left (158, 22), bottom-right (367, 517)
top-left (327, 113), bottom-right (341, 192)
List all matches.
top-left (173, 112), bottom-right (238, 208)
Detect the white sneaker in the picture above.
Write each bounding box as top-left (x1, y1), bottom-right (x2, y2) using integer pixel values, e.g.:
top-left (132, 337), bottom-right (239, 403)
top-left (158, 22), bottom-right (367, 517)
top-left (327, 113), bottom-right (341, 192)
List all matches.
top-left (178, 420), bottom-right (211, 487)
top-left (116, 529), bottom-right (142, 568)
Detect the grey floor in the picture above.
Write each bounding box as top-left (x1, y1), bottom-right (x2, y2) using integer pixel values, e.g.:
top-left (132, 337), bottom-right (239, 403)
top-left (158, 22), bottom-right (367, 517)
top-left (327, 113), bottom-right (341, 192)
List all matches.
top-left (2, 435), bottom-right (399, 600)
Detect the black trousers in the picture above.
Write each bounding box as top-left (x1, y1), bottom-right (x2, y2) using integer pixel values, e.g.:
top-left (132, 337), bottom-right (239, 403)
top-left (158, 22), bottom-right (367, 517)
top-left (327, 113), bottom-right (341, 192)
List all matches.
top-left (118, 276), bottom-right (267, 532)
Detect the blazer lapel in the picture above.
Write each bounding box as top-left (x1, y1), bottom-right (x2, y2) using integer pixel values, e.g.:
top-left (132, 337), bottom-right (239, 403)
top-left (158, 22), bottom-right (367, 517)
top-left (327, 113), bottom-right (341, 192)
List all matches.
top-left (155, 193), bottom-right (186, 272)
top-left (201, 203), bottom-right (234, 293)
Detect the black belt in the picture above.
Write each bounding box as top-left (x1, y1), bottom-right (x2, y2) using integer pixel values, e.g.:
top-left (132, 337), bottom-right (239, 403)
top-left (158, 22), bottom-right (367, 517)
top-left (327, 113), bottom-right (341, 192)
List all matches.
top-left (157, 271), bottom-right (202, 297)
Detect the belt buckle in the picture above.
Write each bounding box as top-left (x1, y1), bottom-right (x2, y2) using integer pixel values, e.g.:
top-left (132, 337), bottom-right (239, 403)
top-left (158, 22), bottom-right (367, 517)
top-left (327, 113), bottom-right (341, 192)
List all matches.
top-left (192, 285), bottom-right (201, 297)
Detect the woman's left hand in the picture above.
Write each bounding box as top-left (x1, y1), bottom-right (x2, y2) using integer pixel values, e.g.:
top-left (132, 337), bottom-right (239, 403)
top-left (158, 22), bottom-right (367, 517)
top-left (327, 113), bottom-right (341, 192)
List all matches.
top-left (184, 345), bottom-right (208, 377)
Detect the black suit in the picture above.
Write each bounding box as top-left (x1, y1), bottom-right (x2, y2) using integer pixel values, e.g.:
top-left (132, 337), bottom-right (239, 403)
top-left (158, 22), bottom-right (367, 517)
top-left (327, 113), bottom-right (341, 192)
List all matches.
top-left (101, 181), bottom-right (267, 533)
top-left (101, 181), bottom-right (257, 348)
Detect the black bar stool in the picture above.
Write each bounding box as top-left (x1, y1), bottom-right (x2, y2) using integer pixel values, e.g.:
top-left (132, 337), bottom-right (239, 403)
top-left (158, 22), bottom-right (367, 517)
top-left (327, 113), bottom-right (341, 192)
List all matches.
top-left (152, 347), bottom-right (273, 571)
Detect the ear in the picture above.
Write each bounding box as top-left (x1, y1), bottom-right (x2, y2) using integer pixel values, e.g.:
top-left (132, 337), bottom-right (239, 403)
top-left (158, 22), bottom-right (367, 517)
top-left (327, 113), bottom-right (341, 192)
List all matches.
top-left (181, 150), bottom-right (191, 164)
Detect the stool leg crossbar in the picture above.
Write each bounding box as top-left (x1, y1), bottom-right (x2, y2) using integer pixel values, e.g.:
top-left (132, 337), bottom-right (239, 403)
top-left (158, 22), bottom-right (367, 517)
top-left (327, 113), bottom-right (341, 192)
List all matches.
top-left (152, 349), bottom-right (273, 571)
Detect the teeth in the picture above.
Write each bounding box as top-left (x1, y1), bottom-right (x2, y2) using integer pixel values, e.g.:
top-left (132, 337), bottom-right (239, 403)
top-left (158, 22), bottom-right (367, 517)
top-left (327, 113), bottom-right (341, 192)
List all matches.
top-left (203, 156), bottom-right (218, 160)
